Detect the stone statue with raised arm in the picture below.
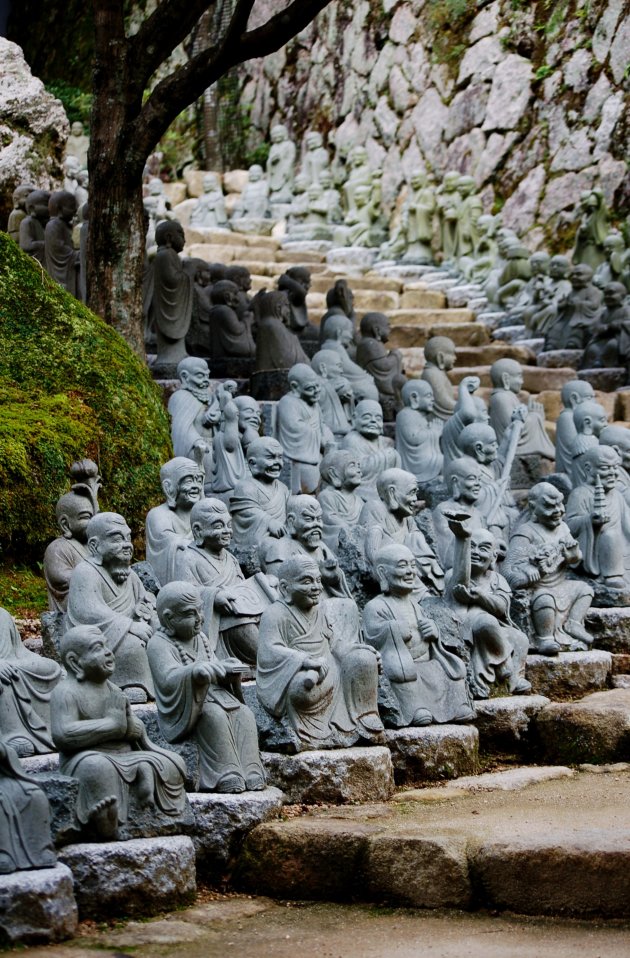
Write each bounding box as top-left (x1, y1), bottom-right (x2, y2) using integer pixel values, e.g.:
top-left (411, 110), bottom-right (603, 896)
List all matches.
top-left (432, 457), bottom-right (487, 571)
top-left (145, 457), bottom-right (205, 587)
top-left (168, 357), bottom-right (221, 486)
top-left (229, 437), bottom-right (290, 552)
top-left (489, 358), bottom-right (555, 462)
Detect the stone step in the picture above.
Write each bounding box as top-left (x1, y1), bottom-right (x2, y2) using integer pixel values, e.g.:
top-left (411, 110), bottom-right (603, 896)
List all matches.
top-left (472, 695), bottom-right (550, 756)
top-left (0, 863), bottom-right (77, 946)
top-left (534, 688), bottom-right (630, 764)
top-left (391, 322), bottom-right (496, 350)
top-left (384, 725), bottom-right (479, 785)
top-left (389, 326), bottom-right (427, 348)
top-left (400, 288), bottom-right (446, 309)
top-left (262, 746), bottom-right (394, 805)
top-left (449, 365), bottom-right (577, 394)
top-left (429, 321), bottom-right (491, 346)
top-left (525, 651), bottom-right (612, 700)
top-left (587, 608), bottom-right (630, 653)
top-left (276, 248), bottom-right (328, 264)
top-left (454, 343), bottom-right (537, 366)
top-left (235, 766), bottom-right (630, 918)
top-left (390, 307), bottom-right (473, 326)
top-left (185, 228), bottom-right (281, 250)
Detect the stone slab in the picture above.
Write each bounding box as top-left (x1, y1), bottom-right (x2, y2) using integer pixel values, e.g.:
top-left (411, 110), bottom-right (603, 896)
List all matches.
top-left (587, 607), bottom-right (630, 652)
top-left (0, 863), bottom-right (77, 946)
top-left (384, 725), bottom-right (479, 785)
top-left (472, 695), bottom-right (550, 755)
top-left (579, 367), bottom-right (627, 392)
top-left (535, 689), bottom-right (630, 764)
top-left (261, 746), bottom-right (394, 805)
top-left (326, 247), bottom-right (377, 270)
top-left (188, 787), bottom-right (283, 878)
top-left (58, 835), bottom-right (196, 920)
top-left (525, 651), bottom-right (612, 699)
top-left (537, 349), bottom-right (584, 368)
top-left (363, 832), bottom-right (472, 909)
top-left (470, 831), bottom-right (630, 918)
top-left (430, 321), bottom-right (490, 346)
top-left (453, 766), bottom-right (575, 792)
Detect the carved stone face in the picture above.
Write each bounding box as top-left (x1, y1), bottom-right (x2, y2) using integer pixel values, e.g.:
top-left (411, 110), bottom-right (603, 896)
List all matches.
top-left (474, 437), bottom-right (498, 465)
top-left (390, 476), bottom-right (419, 516)
top-left (284, 562), bottom-right (322, 610)
top-left (291, 502), bottom-right (323, 548)
top-left (71, 121), bottom-right (84, 137)
top-left (249, 441), bottom-right (283, 481)
top-left (571, 264), bottom-right (593, 289)
top-left (380, 551), bottom-right (417, 594)
top-left (294, 373), bottom-right (321, 406)
top-left (437, 346), bottom-right (456, 371)
top-left (355, 403), bottom-right (383, 439)
top-left (342, 458), bottom-right (362, 488)
top-left (238, 403), bottom-right (261, 432)
top-left (504, 367), bottom-right (524, 393)
top-left (549, 257), bottom-right (570, 280)
top-left (452, 467), bottom-right (482, 503)
top-left (181, 361), bottom-right (210, 392)
top-left (168, 599), bottom-right (203, 641)
top-left (195, 506), bottom-right (232, 552)
top-left (409, 385), bottom-right (434, 413)
top-left (91, 521), bottom-right (133, 580)
top-left (469, 531), bottom-right (496, 575)
top-left (532, 487), bottom-right (565, 529)
top-left (173, 472), bottom-right (205, 510)
top-left (60, 500), bottom-right (94, 543)
top-left (74, 629), bottom-right (115, 681)
top-left (588, 458), bottom-right (618, 491)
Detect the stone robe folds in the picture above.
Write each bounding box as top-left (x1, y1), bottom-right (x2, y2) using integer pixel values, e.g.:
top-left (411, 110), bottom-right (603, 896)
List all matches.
top-left (229, 477), bottom-right (289, 550)
top-left (0, 608), bottom-right (61, 754)
top-left (43, 536), bottom-right (89, 611)
top-left (320, 342), bottom-right (378, 402)
top-left (53, 679), bottom-right (185, 825)
top-left (44, 218), bottom-right (80, 296)
top-left (363, 594), bottom-right (471, 726)
top-left (148, 630), bottom-right (264, 790)
top-left (361, 499), bottom-right (442, 591)
top-left (341, 432), bottom-right (400, 499)
top-left (420, 366), bottom-right (456, 421)
top-left (318, 380), bottom-right (352, 439)
top-left (318, 486), bottom-right (364, 552)
top-left (67, 560), bottom-right (155, 695)
top-left (0, 745), bottom-right (56, 873)
top-left (145, 504), bottom-right (193, 587)
top-left (257, 599), bottom-right (377, 749)
top-left (395, 409), bottom-right (443, 485)
top-left (255, 317), bottom-right (309, 372)
top-left (276, 394), bottom-right (332, 467)
top-left (168, 389), bottom-right (217, 484)
top-left (19, 216), bottom-right (46, 265)
top-left (489, 389), bottom-right (555, 460)
top-left (566, 485), bottom-right (630, 579)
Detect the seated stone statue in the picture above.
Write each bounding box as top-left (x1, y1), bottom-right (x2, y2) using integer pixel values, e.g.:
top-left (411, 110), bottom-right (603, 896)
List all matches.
top-left (189, 173), bottom-right (228, 230)
top-left (150, 220), bottom-right (193, 367)
top-left (593, 232), bottom-right (626, 289)
top-left (432, 457), bottom-right (487, 571)
top-left (44, 489), bottom-right (95, 612)
top-left (395, 380), bottom-right (443, 486)
top-left (580, 282), bottom-right (630, 370)
top-left (319, 279), bottom-right (356, 347)
top-left (253, 290), bottom-right (310, 372)
top-left (176, 499), bottom-right (275, 666)
top-left (229, 437), bottom-right (289, 551)
top-left (319, 169), bottom-right (343, 224)
top-left (267, 124), bottom-right (296, 204)
top-left (225, 264), bottom-right (254, 329)
top-left (51, 626), bottom-right (186, 840)
top-left (361, 468), bottom-right (444, 594)
top-left (168, 357), bottom-right (221, 486)
top-left (207, 279), bottom-right (256, 359)
top-left (545, 264), bottom-right (604, 351)
top-left (317, 450), bottom-right (365, 552)
top-left (67, 512), bottom-right (156, 698)
top-left (566, 445), bottom-right (630, 596)
top-left (489, 359), bottom-right (555, 461)
top-left (364, 545), bottom-right (473, 727)
top-left (233, 395), bottom-right (262, 452)
top-left (555, 379), bottom-right (595, 476)
top-left (600, 425), bottom-right (630, 506)
top-left (341, 399), bottom-right (400, 499)
top-left (440, 375), bottom-right (488, 467)
top-left (149, 582), bottom-right (265, 793)
top-left (7, 184), bottom-right (35, 242)
top-left (320, 315), bottom-right (378, 401)
top-left (502, 252), bottom-right (550, 325)
top-left (256, 555), bottom-right (384, 751)
top-left (444, 520), bottom-right (531, 699)
top-left (310, 349), bottom-right (354, 440)
top-left (0, 740), bottom-right (57, 873)
top-left (301, 130), bottom-right (330, 185)
top-left (521, 273), bottom-right (559, 336)
top-left (421, 337), bottom-right (457, 421)
top-left (209, 383), bottom-right (249, 498)
top-left (568, 400), bottom-right (609, 487)
top-left (495, 241), bottom-right (532, 309)
top-left (259, 495), bottom-right (352, 600)
top-left (356, 312), bottom-right (406, 419)
top-left (145, 457), bottom-right (205, 587)
top-left (0, 607), bottom-right (62, 756)
top-left (231, 164), bottom-right (272, 231)
top-left (277, 267), bottom-right (318, 343)
top-left (44, 191), bottom-right (80, 297)
top-left (548, 254), bottom-right (573, 308)
top-left (504, 482), bottom-right (593, 655)
top-left (19, 189), bottom-right (50, 265)
top-left (276, 363), bottom-right (334, 495)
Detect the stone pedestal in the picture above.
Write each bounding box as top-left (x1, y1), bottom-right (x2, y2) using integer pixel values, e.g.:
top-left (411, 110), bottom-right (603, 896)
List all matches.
top-left (534, 689), bottom-right (630, 765)
top-left (525, 650), bottom-right (612, 699)
top-left (58, 835), bottom-right (196, 920)
top-left (189, 787), bottom-right (283, 878)
top-left (262, 746), bottom-right (394, 804)
top-left (384, 725), bottom-right (479, 785)
top-left (0, 864), bottom-right (77, 946)
top-left (587, 607), bottom-right (630, 653)
top-left (472, 695), bottom-right (550, 756)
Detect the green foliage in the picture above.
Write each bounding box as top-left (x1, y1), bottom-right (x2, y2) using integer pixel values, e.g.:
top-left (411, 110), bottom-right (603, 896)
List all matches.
top-left (0, 564), bottom-right (48, 617)
top-left (0, 234), bottom-right (171, 559)
top-left (46, 81), bottom-right (93, 129)
top-left (534, 64), bottom-right (554, 80)
top-left (425, 0), bottom-right (475, 70)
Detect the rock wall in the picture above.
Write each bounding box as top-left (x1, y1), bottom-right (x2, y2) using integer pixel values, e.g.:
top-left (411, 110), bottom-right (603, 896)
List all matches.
top-left (238, 0), bottom-right (629, 248)
top-left (0, 38), bottom-right (68, 224)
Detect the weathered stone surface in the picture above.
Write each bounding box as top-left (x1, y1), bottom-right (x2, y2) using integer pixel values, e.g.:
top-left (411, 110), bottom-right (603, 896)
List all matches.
top-left (537, 349), bottom-right (584, 369)
top-left (385, 726), bottom-right (479, 784)
top-left (470, 831), bottom-right (630, 918)
top-left (578, 367), bottom-right (627, 392)
top-left (453, 765), bottom-right (574, 792)
top-left (0, 864), bottom-right (77, 946)
top-left (611, 653), bottom-right (630, 674)
top-left (587, 607), bottom-right (630, 653)
top-left (473, 695), bottom-right (550, 755)
top-left (262, 747), bottom-right (394, 804)
top-left (483, 55), bottom-right (532, 132)
top-left (535, 689), bottom-right (630, 764)
top-left (363, 832), bottom-right (471, 908)
top-left (326, 247), bottom-right (377, 270)
top-left (188, 788), bottom-right (283, 877)
top-left (525, 651), bottom-right (612, 700)
top-left (58, 836), bottom-right (196, 920)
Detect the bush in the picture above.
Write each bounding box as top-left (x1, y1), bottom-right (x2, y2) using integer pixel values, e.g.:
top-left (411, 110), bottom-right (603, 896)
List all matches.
top-left (0, 233), bottom-right (172, 560)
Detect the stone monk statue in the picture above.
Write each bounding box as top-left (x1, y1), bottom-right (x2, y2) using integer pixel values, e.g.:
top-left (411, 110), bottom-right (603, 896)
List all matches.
top-left (229, 437), bottom-right (289, 551)
top-left (421, 337), bottom-right (457, 421)
top-left (51, 626), bottom-right (187, 841)
top-left (151, 220), bottom-right (193, 367)
top-left (276, 363), bottom-right (335, 495)
top-left (44, 191), bottom-right (80, 296)
top-left (341, 400), bottom-right (400, 499)
top-left (145, 457), bottom-right (205, 587)
top-left (317, 450), bottom-right (365, 552)
top-left (256, 555), bottom-right (385, 751)
top-left (19, 189), bottom-right (50, 266)
top-left (149, 582), bottom-right (266, 793)
top-left (67, 512), bottom-right (156, 699)
top-left (395, 380), bottom-right (443, 487)
top-left (43, 489), bottom-right (95, 612)
top-left (0, 739), bottom-right (57, 873)
top-left (168, 357), bottom-right (221, 486)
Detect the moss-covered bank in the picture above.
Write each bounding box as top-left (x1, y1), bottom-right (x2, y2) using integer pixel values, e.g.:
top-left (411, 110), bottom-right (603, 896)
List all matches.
top-left (0, 233), bottom-right (171, 560)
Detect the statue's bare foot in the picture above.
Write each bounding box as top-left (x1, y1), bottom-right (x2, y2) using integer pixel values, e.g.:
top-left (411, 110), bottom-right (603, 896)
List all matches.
top-left (88, 796), bottom-right (119, 840)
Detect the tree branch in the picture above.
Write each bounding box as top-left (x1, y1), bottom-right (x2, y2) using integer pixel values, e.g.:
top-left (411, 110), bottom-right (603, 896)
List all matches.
top-left (130, 0), bottom-right (333, 159)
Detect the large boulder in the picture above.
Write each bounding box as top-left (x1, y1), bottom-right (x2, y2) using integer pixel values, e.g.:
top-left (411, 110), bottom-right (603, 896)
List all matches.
top-left (0, 39), bottom-right (68, 225)
top-left (0, 234), bottom-right (171, 559)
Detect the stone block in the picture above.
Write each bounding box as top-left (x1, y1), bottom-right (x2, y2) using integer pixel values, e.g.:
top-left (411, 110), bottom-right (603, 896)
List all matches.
top-left (261, 746), bottom-right (394, 804)
top-left (525, 651), bottom-right (612, 699)
top-left (536, 389), bottom-right (563, 420)
top-left (384, 725), bottom-right (479, 785)
top-left (363, 832), bottom-right (471, 908)
top-left (473, 695), bottom-right (550, 755)
top-left (326, 247), bottom-right (377, 270)
top-left (230, 243), bottom-right (277, 263)
top-left (352, 289), bottom-right (401, 311)
top-left (58, 835), bottom-right (196, 920)
top-left (183, 169), bottom-right (210, 197)
top-left (522, 366), bottom-right (577, 393)
top-left (614, 389), bottom-right (630, 422)
top-left (280, 248), bottom-right (327, 264)
top-left (388, 325), bottom-right (428, 348)
top-left (390, 308), bottom-right (473, 326)
top-left (612, 675), bottom-right (630, 689)
top-left (430, 321), bottom-right (490, 346)
top-left (163, 182), bottom-right (187, 206)
top-left (455, 344), bottom-right (535, 366)
top-left (579, 367), bottom-right (627, 392)
top-left (398, 347), bottom-right (425, 376)
top-left (188, 787), bottom-right (283, 878)
top-left (223, 169), bottom-right (248, 193)
top-left (535, 689), bottom-right (630, 764)
top-left (537, 349), bottom-right (584, 369)
top-left (470, 831), bottom-right (630, 917)
top-left (186, 242), bottom-right (236, 262)
top-left (612, 653), bottom-right (630, 674)
top-left (401, 288), bottom-right (445, 309)
top-left (587, 607), bottom-right (630, 652)
top-left (0, 863), bottom-right (77, 946)
top-left (453, 765), bottom-right (574, 791)
top-left (449, 366), bottom-right (492, 388)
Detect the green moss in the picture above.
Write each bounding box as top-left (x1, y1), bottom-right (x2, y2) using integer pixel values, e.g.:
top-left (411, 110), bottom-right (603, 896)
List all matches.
top-left (0, 233), bottom-right (171, 559)
top-left (0, 563), bottom-right (48, 617)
